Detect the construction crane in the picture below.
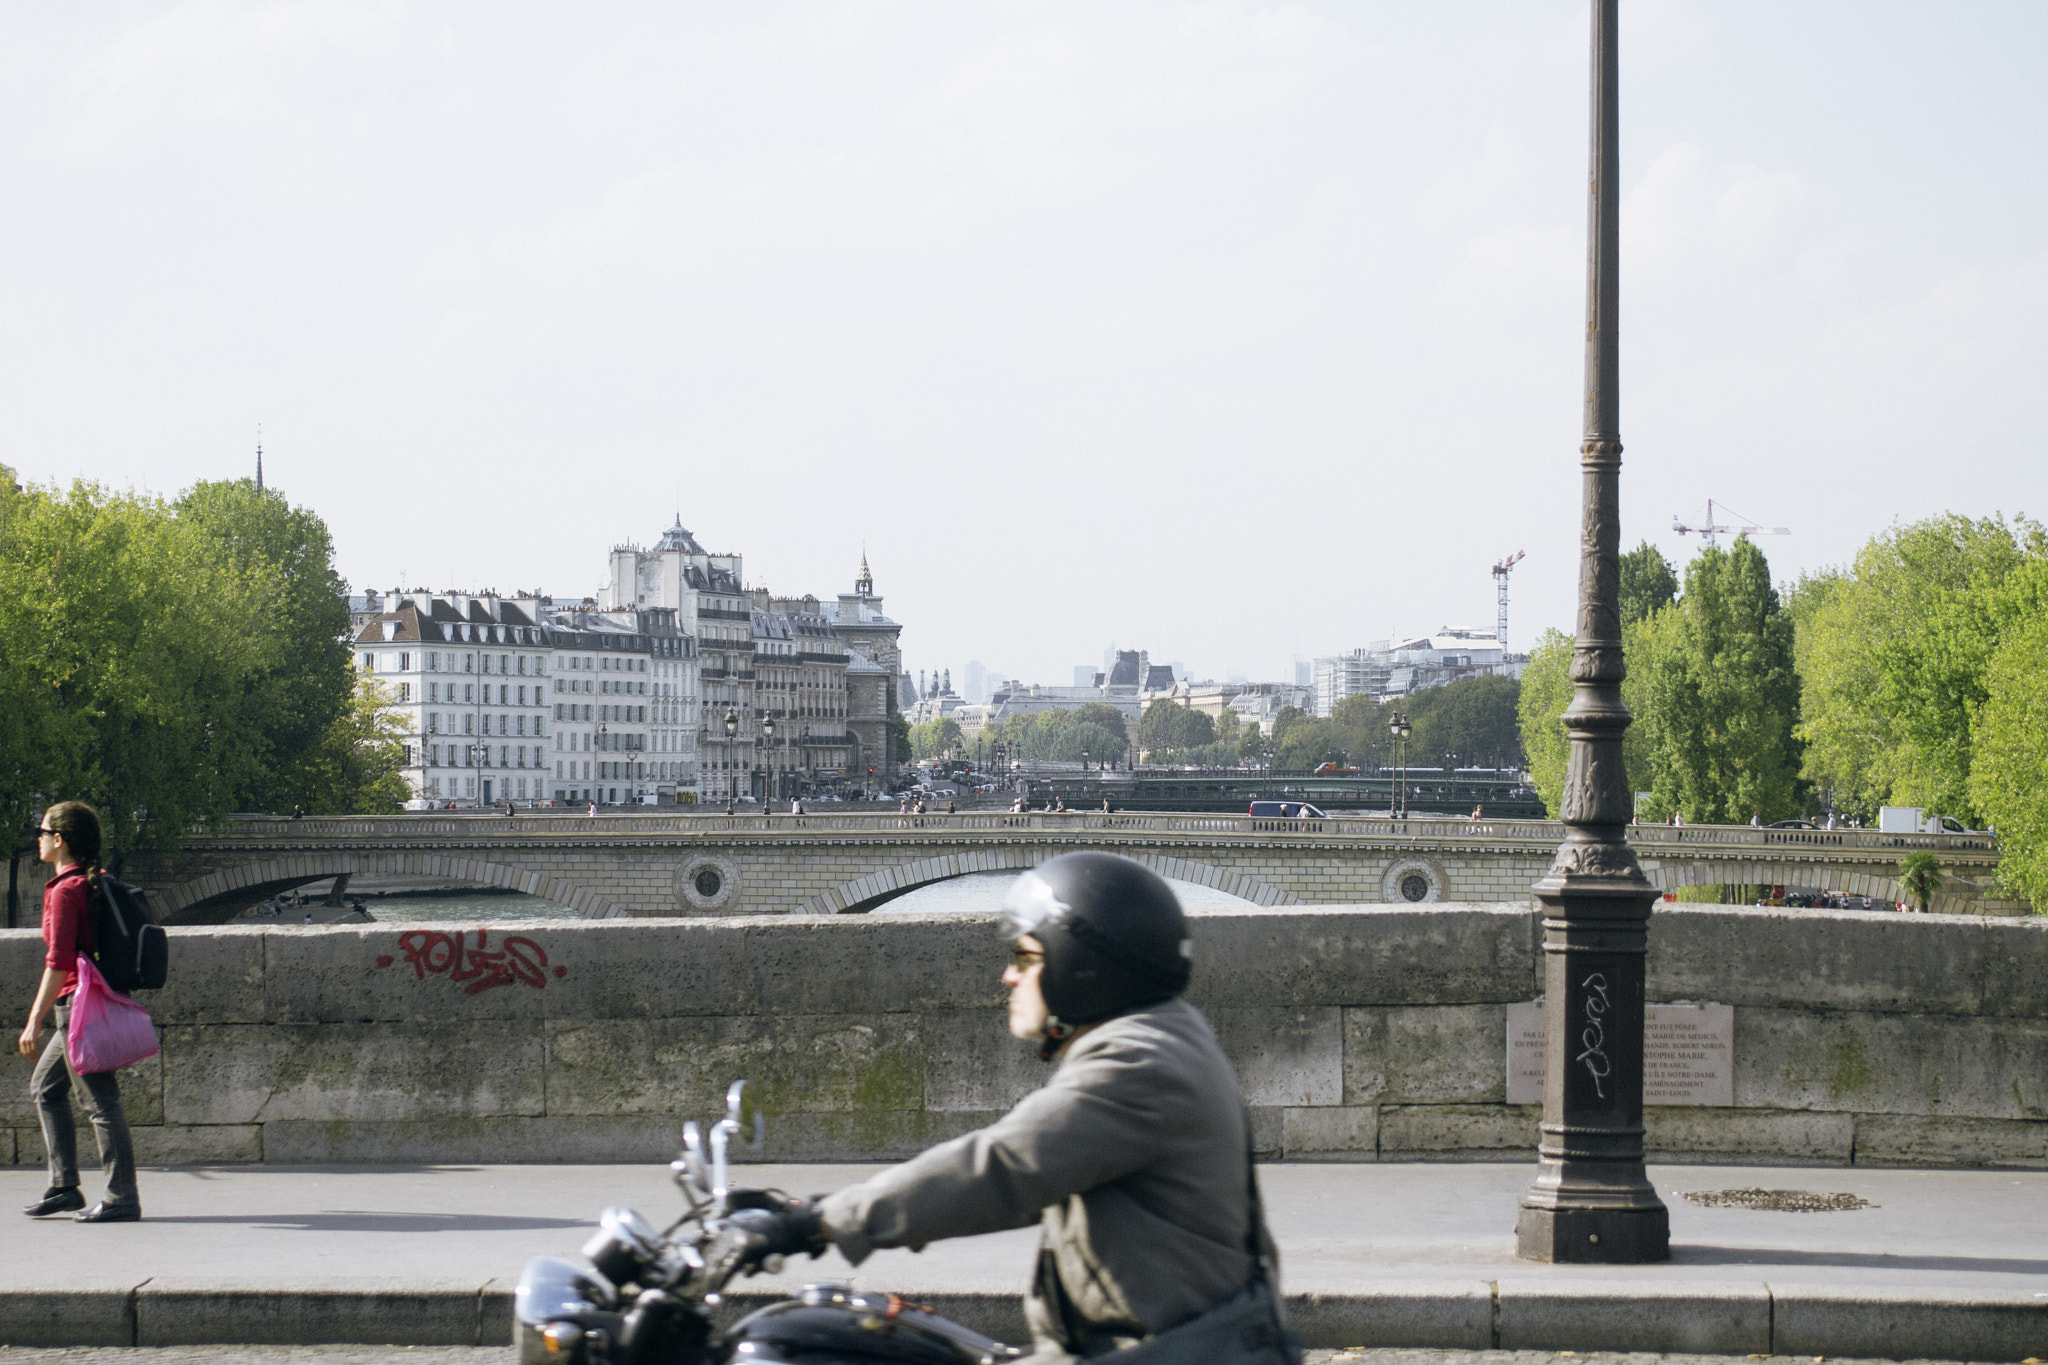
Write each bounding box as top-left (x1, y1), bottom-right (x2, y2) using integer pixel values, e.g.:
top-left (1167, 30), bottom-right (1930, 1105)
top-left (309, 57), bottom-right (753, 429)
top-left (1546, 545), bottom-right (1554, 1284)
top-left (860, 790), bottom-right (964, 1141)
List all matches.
top-left (1672, 499), bottom-right (1790, 551)
top-left (1491, 550), bottom-right (1524, 651)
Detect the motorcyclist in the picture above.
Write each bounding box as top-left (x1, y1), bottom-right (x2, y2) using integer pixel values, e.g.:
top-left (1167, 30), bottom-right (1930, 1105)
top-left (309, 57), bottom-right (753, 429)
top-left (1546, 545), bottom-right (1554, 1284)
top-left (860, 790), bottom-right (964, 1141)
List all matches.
top-left (733, 852), bottom-right (1293, 1363)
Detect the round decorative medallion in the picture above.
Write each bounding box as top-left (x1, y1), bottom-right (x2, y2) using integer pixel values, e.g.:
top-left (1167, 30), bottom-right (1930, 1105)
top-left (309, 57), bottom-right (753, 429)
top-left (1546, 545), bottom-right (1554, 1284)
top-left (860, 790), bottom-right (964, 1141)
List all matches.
top-left (677, 856), bottom-right (739, 912)
top-left (1380, 856), bottom-right (1446, 904)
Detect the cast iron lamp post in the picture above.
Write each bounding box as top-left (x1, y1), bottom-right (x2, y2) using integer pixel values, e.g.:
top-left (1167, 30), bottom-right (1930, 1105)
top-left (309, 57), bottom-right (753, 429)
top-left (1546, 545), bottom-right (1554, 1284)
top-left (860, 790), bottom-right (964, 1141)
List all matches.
top-left (762, 714), bottom-right (779, 803)
top-left (723, 708), bottom-right (739, 804)
top-left (1515, 0), bottom-right (1670, 1264)
top-left (1388, 712), bottom-right (1410, 818)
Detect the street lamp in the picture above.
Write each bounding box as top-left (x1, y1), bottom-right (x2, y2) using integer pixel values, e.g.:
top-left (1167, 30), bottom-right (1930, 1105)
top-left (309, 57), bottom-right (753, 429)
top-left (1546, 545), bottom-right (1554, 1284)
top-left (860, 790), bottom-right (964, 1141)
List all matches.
top-left (597, 723), bottom-right (608, 805)
top-left (1081, 749), bottom-right (1090, 773)
top-left (762, 714), bottom-right (779, 803)
top-left (1516, 0), bottom-right (1669, 1265)
top-left (1388, 712), bottom-right (1410, 818)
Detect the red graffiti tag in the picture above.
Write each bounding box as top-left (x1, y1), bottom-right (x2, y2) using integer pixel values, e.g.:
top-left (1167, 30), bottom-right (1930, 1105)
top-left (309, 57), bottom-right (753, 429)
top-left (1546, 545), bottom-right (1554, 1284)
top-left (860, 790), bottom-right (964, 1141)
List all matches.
top-left (384, 928), bottom-right (561, 994)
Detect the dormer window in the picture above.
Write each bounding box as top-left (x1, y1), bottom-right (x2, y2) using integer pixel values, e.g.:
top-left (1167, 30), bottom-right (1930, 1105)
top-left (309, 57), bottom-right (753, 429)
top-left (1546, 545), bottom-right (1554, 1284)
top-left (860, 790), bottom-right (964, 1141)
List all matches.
top-left (382, 621), bottom-right (398, 641)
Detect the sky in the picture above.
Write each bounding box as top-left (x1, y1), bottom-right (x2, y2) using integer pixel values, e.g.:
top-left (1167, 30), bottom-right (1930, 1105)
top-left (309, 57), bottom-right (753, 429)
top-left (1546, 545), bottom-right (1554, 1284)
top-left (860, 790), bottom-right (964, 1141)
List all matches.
top-left (3, 2), bottom-right (2044, 688)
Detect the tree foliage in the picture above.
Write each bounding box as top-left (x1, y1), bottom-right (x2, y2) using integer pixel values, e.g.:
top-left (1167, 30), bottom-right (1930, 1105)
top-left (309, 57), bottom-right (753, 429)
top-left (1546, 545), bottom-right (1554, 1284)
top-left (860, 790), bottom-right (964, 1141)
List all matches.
top-left (909, 716), bottom-right (965, 761)
top-left (1897, 851), bottom-right (1943, 913)
top-left (1138, 700), bottom-right (1215, 756)
top-left (0, 475), bottom-right (382, 862)
top-left (983, 704), bottom-right (1131, 765)
top-left (1632, 539), bottom-right (1803, 824)
top-left (1968, 583), bottom-right (2048, 905)
top-left (1792, 514), bottom-right (2045, 822)
top-left (1619, 541), bottom-right (1678, 625)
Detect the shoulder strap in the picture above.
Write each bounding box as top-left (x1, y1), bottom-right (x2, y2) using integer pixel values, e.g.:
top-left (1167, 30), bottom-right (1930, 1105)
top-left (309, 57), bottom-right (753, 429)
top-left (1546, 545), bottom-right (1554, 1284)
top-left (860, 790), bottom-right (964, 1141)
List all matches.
top-left (1241, 1105), bottom-right (1272, 1285)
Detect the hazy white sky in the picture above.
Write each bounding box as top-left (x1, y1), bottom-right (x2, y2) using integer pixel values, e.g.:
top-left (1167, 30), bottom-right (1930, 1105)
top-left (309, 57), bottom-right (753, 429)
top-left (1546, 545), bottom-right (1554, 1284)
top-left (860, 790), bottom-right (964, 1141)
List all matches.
top-left (3, 3), bottom-right (2043, 686)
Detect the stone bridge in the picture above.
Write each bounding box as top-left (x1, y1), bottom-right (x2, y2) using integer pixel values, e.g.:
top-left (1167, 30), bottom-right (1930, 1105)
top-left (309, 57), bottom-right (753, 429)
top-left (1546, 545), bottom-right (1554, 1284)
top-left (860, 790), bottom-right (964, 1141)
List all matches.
top-left (118, 813), bottom-right (2011, 923)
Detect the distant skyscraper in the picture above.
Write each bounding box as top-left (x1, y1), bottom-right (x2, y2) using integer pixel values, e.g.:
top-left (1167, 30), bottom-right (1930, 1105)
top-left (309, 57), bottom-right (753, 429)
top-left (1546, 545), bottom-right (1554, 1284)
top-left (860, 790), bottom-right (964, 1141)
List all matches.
top-left (964, 661), bottom-right (986, 704)
top-left (1294, 660), bottom-right (1312, 686)
top-left (1074, 665), bottom-right (1095, 688)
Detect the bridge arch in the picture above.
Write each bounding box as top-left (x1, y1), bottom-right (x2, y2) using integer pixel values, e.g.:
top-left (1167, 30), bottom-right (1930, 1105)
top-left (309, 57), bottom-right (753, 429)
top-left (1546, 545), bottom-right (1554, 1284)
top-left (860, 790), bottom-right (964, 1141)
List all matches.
top-left (800, 849), bottom-right (1298, 916)
top-left (155, 851), bottom-right (626, 924)
top-left (1644, 860), bottom-right (1924, 908)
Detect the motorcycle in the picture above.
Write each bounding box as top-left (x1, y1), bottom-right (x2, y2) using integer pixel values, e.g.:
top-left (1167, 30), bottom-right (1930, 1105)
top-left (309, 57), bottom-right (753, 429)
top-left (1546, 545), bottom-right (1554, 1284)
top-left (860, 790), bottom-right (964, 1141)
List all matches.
top-left (514, 1081), bottom-right (1026, 1365)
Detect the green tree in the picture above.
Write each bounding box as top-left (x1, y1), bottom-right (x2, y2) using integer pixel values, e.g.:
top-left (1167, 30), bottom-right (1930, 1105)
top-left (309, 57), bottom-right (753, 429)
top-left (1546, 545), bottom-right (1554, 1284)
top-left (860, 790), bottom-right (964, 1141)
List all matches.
top-left (176, 479), bottom-right (354, 812)
top-left (287, 676), bottom-right (411, 814)
top-left (1516, 629), bottom-right (1574, 816)
top-left (1275, 716), bottom-right (1343, 771)
top-left (1138, 700), bottom-right (1214, 756)
top-left (1898, 851), bottom-right (1943, 913)
top-left (1619, 541), bottom-right (1679, 625)
top-left (0, 479), bottom-right (272, 856)
top-left (1968, 598), bottom-right (2048, 907)
top-left (1403, 675), bottom-right (1523, 770)
top-left (1633, 539), bottom-right (1803, 824)
top-left (910, 717), bottom-right (964, 761)
top-left (1069, 702), bottom-right (1131, 761)
top-left (1794, 514), bottom-right (2044, 822)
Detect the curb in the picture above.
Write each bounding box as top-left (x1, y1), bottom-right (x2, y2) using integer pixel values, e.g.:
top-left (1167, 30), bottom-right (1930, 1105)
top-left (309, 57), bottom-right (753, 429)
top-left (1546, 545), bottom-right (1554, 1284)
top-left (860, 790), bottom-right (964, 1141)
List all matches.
top-left (4, 1280), bottom-right (2046, 1360)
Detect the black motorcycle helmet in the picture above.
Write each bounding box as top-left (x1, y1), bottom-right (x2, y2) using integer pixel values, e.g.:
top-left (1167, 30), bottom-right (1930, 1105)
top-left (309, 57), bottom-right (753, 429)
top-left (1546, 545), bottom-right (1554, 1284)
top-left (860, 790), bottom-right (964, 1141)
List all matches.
top-left (1000, 853), bottom-right (1192, 1047)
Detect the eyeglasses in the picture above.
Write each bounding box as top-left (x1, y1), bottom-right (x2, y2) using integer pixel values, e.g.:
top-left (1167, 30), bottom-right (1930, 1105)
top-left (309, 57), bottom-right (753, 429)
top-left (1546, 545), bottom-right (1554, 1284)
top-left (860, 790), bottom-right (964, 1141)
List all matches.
top-left (1007, 948), bottom-right (1045, 972)
top-left (35, 827), bottom-right (57, 838)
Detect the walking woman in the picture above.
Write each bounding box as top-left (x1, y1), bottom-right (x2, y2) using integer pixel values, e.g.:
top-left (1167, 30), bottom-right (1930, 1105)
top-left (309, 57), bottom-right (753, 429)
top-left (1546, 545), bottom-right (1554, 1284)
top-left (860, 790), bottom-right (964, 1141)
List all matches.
top-left (17, 801), bottom-right (140, 1222)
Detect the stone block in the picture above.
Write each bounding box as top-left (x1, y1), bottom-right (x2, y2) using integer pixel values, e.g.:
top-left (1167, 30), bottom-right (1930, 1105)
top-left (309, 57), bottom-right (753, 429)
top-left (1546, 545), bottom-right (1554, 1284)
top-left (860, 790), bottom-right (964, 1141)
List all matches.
top-left (161, 1021), bottom-right (545, 1125)
top-left (1248, 1105), bottom-right (1284, 1157)
top-left (1650, 904), bottom-right (2048, 1018)
top-left (0, 1125), bottom-right (15, 1164)
top-left (1735, 1007), bottom-right (2048, 1119)
top-left (1210, 1007), bottom-right (1342, 1108)
top-left (922, 1009), bottom-right (1047, 1113)
top-left (1185, 905), bottom-right (1538, 1008)
top-left (266, 923), bottom-right (553, 1023)
top-left (544, 1013), bottom-right (926, 1120)
top-left (1284, 1282), bottom-right (1492, 1349)
top-left (1496, 1279), bottom-right (1770, 1354)
top-left (737, 1108), bottom-right (999, 1163)
top-left (1343, 1004), bottom-right (1505, 1105)
top-left (135, 1281), bottom-right (489, 1346)
top-left (262, 1114), bottom-right (682, 1163)
top-left (536, 917), bottom-right (1001, 1020)
top-left (150, 928), bottom-right (267, 1023)
top-left (0, 1284), bottom-right (139, 1346)
top-left (1644, 1107), bottom-right (1854, 1164)
top-left (1281, 1105), bottom-right (1376, 1158)
top-left (1379, 1103), bottom-right (1539, 1158)
top-left (0, 1046), bottom-right (161, 1127)
top-left (1853, 1113), bottom-right (2048, 1167)
top-left (1772, 1286), bottom-right (2048, 1362)
top-left (131, 1122), bottom-right (264, 1165)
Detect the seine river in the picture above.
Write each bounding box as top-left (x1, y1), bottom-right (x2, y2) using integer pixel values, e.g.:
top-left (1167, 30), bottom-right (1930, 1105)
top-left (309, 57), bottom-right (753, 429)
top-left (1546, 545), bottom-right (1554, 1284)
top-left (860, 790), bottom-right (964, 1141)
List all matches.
top-left (359, 870), bottom-right (1250, 923)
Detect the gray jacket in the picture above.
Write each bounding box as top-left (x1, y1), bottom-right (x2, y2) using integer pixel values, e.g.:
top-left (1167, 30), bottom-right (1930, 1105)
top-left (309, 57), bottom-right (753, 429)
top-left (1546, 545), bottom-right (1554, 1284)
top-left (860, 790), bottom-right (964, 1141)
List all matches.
top-left (820, 998), bottom-right (1272, 1354)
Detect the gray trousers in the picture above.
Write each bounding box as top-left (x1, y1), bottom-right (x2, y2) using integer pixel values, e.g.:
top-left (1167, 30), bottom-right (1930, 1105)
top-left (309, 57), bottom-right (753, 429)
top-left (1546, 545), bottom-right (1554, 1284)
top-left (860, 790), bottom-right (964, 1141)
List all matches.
top-left (31, 1002), bottom-right (139, 1206)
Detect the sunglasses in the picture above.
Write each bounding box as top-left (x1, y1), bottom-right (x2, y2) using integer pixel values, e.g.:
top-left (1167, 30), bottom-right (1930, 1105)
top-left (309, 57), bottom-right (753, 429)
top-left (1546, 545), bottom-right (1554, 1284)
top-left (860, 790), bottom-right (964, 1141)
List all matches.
top-left (36, 827), bottom-right (58, 838)
top-left (1008, 948), bottom-right (1045, 972)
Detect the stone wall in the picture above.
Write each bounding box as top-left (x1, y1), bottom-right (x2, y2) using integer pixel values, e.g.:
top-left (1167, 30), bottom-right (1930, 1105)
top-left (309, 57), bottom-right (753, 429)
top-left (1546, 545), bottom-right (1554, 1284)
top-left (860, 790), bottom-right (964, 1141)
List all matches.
top-left (3, 903), bottom-right (2043, 1169)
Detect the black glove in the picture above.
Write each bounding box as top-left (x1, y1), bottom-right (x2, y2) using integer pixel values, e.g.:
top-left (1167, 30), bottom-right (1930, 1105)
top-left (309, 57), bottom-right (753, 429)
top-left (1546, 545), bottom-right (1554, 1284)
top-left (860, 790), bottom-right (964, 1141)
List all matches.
top-left (726, 1196), bottom-right (829, 1261)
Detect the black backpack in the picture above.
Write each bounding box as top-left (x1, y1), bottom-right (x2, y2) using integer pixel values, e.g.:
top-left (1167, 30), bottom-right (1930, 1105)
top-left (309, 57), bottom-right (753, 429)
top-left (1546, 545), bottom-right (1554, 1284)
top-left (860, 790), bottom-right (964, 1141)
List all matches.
top-left (89, 874), bottom-right (169, 993)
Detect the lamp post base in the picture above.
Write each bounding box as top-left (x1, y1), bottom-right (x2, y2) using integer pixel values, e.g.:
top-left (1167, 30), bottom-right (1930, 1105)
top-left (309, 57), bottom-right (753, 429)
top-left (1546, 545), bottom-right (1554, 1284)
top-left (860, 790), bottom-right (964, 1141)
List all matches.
top-left (1517, 1194), bottom-right (1669, 1263)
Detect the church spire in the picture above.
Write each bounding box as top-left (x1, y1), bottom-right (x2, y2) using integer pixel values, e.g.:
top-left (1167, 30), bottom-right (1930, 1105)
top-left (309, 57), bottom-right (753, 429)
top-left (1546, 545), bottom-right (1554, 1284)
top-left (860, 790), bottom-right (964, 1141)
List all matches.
top-left (255, 426), bottom-right (264, 491)
top-left (855, 549), bottom-right (874, 597)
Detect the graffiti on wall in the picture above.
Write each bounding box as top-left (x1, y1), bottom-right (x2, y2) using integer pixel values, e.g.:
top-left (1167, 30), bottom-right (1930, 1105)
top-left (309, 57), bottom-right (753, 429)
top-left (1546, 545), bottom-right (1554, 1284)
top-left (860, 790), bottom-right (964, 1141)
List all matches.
top-left (375, 928), bottom-right (568, 994)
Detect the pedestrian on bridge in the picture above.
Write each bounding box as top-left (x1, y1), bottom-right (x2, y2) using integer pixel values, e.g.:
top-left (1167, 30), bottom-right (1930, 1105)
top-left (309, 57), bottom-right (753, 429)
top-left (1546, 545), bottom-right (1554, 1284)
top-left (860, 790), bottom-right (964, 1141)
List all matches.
top-left (18, 801), bottom-right (141, 1223)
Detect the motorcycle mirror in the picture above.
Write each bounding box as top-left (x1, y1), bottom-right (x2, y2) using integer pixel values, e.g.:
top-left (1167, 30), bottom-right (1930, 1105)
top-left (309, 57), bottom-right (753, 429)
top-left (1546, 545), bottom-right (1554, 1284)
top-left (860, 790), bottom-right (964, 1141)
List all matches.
top-left (710, 1079), bottom-right (746, 1210)
top-left (673, 1121), bottom-right (710, 1201)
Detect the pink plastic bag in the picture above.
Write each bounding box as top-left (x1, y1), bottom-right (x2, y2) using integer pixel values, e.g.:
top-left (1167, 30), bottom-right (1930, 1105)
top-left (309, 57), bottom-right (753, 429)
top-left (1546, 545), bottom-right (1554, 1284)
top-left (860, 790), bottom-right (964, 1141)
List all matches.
top-left (66, 954), bottom-right (160, 1075)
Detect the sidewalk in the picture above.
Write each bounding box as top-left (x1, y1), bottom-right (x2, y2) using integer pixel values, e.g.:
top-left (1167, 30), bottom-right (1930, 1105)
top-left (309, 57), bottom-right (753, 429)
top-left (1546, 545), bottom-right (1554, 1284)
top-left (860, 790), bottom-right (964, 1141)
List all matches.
top-left (4, 1162), bottom-right (2045, 1358)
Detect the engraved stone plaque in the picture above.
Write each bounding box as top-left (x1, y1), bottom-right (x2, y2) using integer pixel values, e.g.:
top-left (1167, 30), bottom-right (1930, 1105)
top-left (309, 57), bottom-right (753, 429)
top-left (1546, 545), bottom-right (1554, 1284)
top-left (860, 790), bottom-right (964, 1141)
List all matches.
top-left (1506, 1001), bottom-right (1733, 1106)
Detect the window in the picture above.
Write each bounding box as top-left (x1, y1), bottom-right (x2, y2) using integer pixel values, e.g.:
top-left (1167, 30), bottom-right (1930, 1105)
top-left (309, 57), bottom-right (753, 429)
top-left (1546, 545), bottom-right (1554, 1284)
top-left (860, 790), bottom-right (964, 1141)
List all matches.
top-left (398, 682), bottom-right (411, 702)
top-left (465, 684), bottom-right (475, 704)
top-left (501, 654), bottom-right (510, 674)
top-left (361, 652), bottom-right (374, 671)
top-left (465, 653), bottom-right (474, 673)
top-left (428, 651), bottom-right (439, 672)
top-left (464, 714), bottom-right (474, 735)
top-left (518, 656), bottom-right (528, 676)
top-left (498, 715), bottom-right (508, 736)
top-left (427, 713), bottom-right (439, 734)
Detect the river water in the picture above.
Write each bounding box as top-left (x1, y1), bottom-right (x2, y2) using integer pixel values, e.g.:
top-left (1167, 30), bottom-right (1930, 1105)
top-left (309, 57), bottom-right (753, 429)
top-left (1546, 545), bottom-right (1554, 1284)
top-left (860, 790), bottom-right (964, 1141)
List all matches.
top-left (358, 870), bottom-right (1249, 923)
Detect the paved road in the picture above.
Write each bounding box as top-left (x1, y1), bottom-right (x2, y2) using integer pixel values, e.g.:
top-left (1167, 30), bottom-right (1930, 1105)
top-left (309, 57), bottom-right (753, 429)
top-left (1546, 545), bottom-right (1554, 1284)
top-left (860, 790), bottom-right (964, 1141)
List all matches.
top-left (7, 1160), bottom-right (2047, 1295)
top-left (0, 1350), bottom-right (2003, 1365)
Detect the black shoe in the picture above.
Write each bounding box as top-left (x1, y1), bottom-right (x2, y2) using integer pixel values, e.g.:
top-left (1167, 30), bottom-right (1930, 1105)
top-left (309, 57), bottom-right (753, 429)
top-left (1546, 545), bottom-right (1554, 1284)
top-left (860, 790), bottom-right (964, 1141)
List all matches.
top-left (23, 1187), bottom-right (86, 1218)
top-left (75, 1201), bottom-right (142, 1223)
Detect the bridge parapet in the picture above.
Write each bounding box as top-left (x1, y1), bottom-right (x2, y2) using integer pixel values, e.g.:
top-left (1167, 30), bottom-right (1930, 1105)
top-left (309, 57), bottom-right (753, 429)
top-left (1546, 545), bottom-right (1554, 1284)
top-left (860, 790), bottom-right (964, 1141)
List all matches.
top-left (119, 814), bottom-right (2009, 924)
